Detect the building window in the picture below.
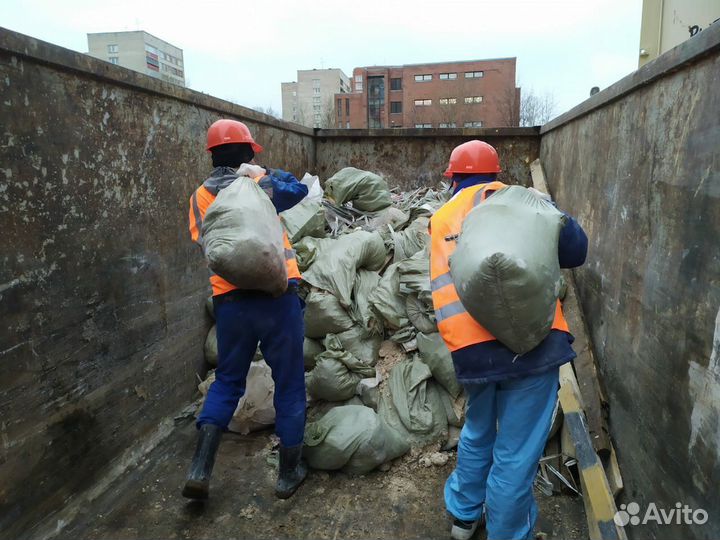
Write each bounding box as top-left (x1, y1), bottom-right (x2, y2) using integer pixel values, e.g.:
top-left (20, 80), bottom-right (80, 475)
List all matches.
top-left (464, 121), bottom-right (483, 127)
top-left (312, 78), bottom-right (320, 88)
top-left (109, 57), bottom-right (119, 64)
top-left (413, 99), bottom-right (432, 106)
top-left (439, 97), bottom-right (457, 105)
top-left (346, 121), bottom-right (350, 128)
top-left (345, 98), bottom-right (350, 116)
top-left (414, 123), bottom-right (432, 128)
top-left (464, 96), bottom-right (483, 104)
top-left (292, 91), bottom-right (297, 97)
top-left (313, 96), bottom-right (321, 104)
top-left (390, 77), bottom-right (402, 90)
top-left (337, 98), bottom-right (342, 117)
top-left (367, 76), bottom-right (385, 128)
top-left (414, 74), bottom-right (432, 82)
top-left (465, 71), bottom-right (484, 78)
top-left (439, 123), bottom-right (457, 128)
top-left (390, 101), bottom-right (402, 114)
top-left (355, 75), bottom-right (363, 92)
top-left (107, 44), bottom-right (119, 53)
top-left (313, 87), bottom-right (320, 95)
top-left (439, 73), bottom-right (457, 80)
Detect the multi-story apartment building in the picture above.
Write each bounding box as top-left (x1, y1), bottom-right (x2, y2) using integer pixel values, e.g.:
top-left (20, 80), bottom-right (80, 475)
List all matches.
top-left (335, 58), bottom-right (520, 129)
top-left (87, 31), bottom-right (185, 87)
top-left (281, 69), bottom-right (351, 128)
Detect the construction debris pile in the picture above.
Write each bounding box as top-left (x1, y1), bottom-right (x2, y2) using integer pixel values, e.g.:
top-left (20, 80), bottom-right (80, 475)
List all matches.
top-left (199, 167), bottom-right (462, 473)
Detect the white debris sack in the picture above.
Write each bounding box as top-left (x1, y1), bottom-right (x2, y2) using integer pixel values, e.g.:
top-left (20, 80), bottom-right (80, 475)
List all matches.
top-left (450, 185), bottom-right (566, 354)
top-left (201, 176), bottom-right (288, 296)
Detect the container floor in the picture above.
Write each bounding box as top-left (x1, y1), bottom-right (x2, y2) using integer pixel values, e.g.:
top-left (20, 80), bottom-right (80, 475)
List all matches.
top-left (60, 420), bottom-right (588, 540)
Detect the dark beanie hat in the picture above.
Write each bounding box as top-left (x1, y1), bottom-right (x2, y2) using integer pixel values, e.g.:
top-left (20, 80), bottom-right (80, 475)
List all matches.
top-left (211, 143), bottom-right (255, 168)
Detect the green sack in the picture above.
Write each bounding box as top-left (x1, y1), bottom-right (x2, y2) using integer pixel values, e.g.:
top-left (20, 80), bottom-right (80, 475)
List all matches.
top-left (325, 167), bottom-right (392, 212)
top-left (378, 358), bottom-right (448, 447)
top-left (306, 335), bottom-right (376, 401)
top-left (336, 325), bottom-right (383, 366)
top-left (392, 216), bottom-right (430, 263)
top-left (280, 200), bottom-right (326, 244)
top-left (450, 186), bottom-right (566, 354)
top-left (304, 288), bottom-right (354, 338)
top-left (303, 337), bottom-right (324, 371)
top-left (304, 405), bottom-right (410, 474)
top-left (416, 332), bottom-right (461, 398)
top-left (405, 294), bottom-right (436, 334)
top-left (368, 262), bottom-right (409, 330)
top-left (293, 236), bottom-right (327, 272)
top-left (303, 230), bottom-right (387, 308)
top-left (204, 325), bottom-right (218, 367)
top-left (350, 269), bottom-right (382, 333)
top-left (202, 176), bottom-right (287, 295)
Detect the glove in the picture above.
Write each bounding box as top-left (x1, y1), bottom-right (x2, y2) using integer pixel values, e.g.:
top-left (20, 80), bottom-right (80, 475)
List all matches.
top-left (237, 163), bottom-right (266, 178)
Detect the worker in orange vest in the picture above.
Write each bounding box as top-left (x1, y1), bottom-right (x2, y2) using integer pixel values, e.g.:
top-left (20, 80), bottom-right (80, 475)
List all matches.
top-left (430, 141), bottom-right (588, 540)
top-left (183, 119), bottom-right (308, 501)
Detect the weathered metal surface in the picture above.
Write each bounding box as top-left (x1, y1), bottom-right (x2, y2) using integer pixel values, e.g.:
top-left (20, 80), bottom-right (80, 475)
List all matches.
top-left (0, 28), bottom-right (314, 538)
top-left (540, 23), bottom-right (720, 540)
top-left (316, 130), bottom-right (540, 191)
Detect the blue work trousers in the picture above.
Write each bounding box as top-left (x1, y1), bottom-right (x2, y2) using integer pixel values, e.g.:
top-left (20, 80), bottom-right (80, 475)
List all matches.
top-left (445, 367), bottom-right (559, 540)
top-left (197, 289), bottom-right (306, 447)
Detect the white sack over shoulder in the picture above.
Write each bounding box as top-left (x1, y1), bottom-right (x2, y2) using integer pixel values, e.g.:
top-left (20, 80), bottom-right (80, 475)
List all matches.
top-left (201, 176), bottom-right (288, 295)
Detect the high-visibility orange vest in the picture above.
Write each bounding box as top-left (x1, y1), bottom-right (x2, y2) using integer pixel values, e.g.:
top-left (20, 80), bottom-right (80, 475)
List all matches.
top-left (429, 181), bottom-right (569, 352)
top-left (188, 175), bottom-right (302, 296)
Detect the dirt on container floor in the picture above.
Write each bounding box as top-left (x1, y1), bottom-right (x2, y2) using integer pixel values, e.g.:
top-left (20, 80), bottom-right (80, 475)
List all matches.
top-left (59, 419), bottom-right (588, 540)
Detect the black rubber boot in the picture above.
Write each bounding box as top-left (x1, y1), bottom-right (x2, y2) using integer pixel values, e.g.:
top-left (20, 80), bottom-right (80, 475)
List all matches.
top-left (275, 444), bottom-right (307, 499)
top-left (182, 423), bottom-right (222, 500)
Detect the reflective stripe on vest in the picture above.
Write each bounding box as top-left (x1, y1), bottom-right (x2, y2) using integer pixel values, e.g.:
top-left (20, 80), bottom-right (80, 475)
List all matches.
top-left (429, 181), bottom-right (569, 352)
top-left (188, 176), bottom-right (302, 296)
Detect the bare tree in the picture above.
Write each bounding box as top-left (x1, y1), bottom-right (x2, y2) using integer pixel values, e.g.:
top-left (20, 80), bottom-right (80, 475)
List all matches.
top-left (519, 89), bottom-right (557, 126)
top-left (320, 96), bottom-right (338, 129)
top-left (252, 105), bottom-right (281, 119)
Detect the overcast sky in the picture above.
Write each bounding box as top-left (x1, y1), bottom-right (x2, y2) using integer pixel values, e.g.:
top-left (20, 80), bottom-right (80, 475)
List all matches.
top-left (0, 0), bottom-right (643, 119)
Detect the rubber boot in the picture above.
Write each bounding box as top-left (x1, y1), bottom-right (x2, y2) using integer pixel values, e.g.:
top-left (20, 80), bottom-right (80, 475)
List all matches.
top-left (182, 423), bottom-right (222, 500)
top-left (275, 444), bottom-right (307, 499)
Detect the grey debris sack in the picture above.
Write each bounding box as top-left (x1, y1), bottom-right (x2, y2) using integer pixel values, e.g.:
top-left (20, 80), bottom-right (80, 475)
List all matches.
top-left (450, 185), bottom-right (566, 354)
top-left (201, 176), bottom-right (288, 296)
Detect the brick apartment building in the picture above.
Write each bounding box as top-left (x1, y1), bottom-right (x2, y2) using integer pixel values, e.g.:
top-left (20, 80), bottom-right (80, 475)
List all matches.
top-left (335, 58), bottom-right (520, 129)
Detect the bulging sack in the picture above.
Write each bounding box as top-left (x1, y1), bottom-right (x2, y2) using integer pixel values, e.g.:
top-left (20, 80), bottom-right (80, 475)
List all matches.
top-left (202, 176), bottom-right (288, 295)
top-left (450, 186), bottom-right (566, 354)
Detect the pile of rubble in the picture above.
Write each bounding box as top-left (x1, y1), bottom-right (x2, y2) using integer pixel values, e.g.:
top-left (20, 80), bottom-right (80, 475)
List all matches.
top-left (199, 167), bottom-right (463, 473)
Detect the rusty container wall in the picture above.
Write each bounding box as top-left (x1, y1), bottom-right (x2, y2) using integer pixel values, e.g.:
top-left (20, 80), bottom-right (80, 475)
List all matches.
top-left (0, 28), bottom-right (314, 538)
top-left (315, 128), bottom-right (540, 191)
top-left (540, 24), bottom-right (720, 540)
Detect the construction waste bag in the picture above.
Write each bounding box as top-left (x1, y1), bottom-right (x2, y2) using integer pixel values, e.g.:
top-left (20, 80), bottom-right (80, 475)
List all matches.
top-left (350, 269), bottom-right (382, 334)
top-left (306, 335), bottom-right (376, 402)
top-left (304, 288), bottom-right (355, 338)
top-left (450, 185), bottom-right (566, 354)
top-left (378, 358), bottom-right (449, 447)
top-left (304, 337), bottom-right (324, 371)
top-left (280, 175), bottom-right (326, 243)
top-left (303, 405), bottom-right (410, 474)
top-left (205, 325), bottom-right (218, 367)
top-left (202, 176), bottom-right (288, 296)
top-left (392, 216), bottom-right (430, 262)
top-left (198, 360), bottom-right (275, 434)
top-left (325, 167), bottom-right (392, 212)
top-left (369, 262), bottom-right (409, 330)
top-left (302, 230), bottom-right (386, 308)
top-left (416, 332), bottom-right (462, 398)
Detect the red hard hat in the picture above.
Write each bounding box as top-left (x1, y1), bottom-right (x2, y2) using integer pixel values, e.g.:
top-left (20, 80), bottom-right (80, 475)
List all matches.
top-left (206, 119), bottom-right (264, 153)
top-left (443, 140), bottom-right (502, 177)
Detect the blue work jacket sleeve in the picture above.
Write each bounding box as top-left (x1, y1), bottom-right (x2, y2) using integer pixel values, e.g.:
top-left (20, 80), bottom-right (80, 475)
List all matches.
top-left (558, 213), bottom-right (588, 268)
top-left (264, 168), bottom-right (308, 213)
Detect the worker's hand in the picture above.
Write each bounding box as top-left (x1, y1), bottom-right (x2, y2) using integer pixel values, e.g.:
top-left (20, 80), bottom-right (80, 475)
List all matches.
top-left (528, 186), bottom-right (552, 203)
top-left (237, 163), bottom-right (266, 178)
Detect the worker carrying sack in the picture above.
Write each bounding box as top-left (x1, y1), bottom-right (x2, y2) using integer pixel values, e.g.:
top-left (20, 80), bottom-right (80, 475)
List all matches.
top-left (450, 185), bottom-right (566, 354)
top-left (201, 176), bottom-right (288, 296)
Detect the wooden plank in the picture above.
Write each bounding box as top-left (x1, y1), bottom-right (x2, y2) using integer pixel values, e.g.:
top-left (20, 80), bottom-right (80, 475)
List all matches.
top-left (531, 158), bottom-right (612, 460)
top-left (559, 383), bottom-right (627, 540)
top-left (605, 440), bottom-right (625, 499)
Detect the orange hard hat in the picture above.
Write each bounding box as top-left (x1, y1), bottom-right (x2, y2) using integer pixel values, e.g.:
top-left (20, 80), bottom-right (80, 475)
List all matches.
top-left (443, 140), bottom-right (501, 177)
top-left (206, 119), bottom-right (264, 153)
